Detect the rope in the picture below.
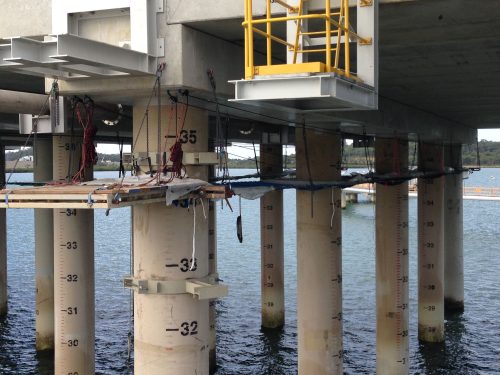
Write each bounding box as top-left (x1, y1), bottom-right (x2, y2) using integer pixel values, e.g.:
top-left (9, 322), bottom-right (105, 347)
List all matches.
top-left (252, 140), bottom-right (259, 175)
top-left (131, 63), bottom-right (166, 170)
top-left (224, 168), bottom-right (467, 192)
top-left (207, 69), bottom-right (230, 182)
top-left (301, 123), bottom-right (315, 217)
top-left (471, 137), bottom-right (481, 172)
top-left (168, 140), bottom-right (184, 178)
top-left (157, 65), bottom-right (162, 185)
top-left (190, 201), bottom-right (197, 271)
top-left (72, 97), bottom-right (97, 183)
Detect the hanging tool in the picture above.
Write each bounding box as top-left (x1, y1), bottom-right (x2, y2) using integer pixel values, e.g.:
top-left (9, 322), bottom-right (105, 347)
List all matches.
top-left (236, 196), bottom-right (243, 243)
top-left (117, 132), bottom-right (125, 178)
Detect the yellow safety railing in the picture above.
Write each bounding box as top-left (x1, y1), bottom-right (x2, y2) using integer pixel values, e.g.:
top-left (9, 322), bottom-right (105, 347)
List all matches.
top-left (464, 187), bottom-right (500, 197)
top-left (243, 0), bottom-right (371, 80)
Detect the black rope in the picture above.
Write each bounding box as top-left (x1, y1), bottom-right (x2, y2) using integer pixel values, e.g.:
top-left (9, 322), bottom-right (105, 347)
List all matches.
top-left (471, 138), bottom-right (481, 172)
top-left (157, 66), bottom-right (162, 185)
top-left (362, 132), bottom-right (374, 172)
top-left (252, 140), bottom-right (259, 175)
top-left (219, 168), bottom-right (468, 193)
top-left (301, 123), bottom-right (315, 217)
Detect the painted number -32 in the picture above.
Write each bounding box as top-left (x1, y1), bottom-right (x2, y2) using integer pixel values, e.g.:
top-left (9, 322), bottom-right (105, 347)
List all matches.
top-left (180, 321), bottom-right (198, 336)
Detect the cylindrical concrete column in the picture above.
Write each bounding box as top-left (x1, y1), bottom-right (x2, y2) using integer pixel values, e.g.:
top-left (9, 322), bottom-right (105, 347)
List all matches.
top-left (133, 104), bottom-right (210, 375)
top-left (53, 135), bottom-right (95, 375)
top-left (0, 144), bottom-right (7, 317)
top-left (341, 191), bottom-right (347, 209)
top-left (418, 142), bottom-right (445, 342)
top-left (260, 143), bottom-right (284, 329)
top-left (444, 144), bottom-right (464, 313)
top-left (375, 138), bottom-right (409, 374)
top-left (34, 138), bottom-right (54, 351)
top-left (296, 127), bottom-right (343, 375)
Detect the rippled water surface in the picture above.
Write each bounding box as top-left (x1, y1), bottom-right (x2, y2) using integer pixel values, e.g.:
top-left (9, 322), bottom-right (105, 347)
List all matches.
top-left (0, 169), bottom-right (499, 374)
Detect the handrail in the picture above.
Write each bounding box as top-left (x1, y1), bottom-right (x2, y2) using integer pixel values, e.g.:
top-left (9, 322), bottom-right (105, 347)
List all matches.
top-left (243, 0), bottom-right (372, 80)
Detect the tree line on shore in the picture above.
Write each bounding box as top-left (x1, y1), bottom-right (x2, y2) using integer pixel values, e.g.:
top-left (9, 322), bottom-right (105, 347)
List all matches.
top-left (4, 140), bottom-right (499, 171)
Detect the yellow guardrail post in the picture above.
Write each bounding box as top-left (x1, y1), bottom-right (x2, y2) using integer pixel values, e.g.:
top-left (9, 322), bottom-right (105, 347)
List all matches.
top-left (325, 0), bottom-right (331, 72)
top-left (334, 1), bottom-right (342, 71)
top-left (246, 0), bottom-right (255, 79)
top-left (266, 0), bottom-right (272, 66)
top-left (244, 0), bottom-right (249, 75)
top-left (292, 1), bottom-right (304, 64)
top-left (344, 0), bottom-right (350, 77)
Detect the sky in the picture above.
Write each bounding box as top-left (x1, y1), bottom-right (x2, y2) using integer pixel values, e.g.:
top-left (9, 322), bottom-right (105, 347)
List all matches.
top-left (478, 129), bottom-right (500, 142)
top-left (96, 129), bottom-right (500, 159)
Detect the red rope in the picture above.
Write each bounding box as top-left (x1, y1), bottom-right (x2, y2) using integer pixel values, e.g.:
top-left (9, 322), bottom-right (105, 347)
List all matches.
top-left (168, 140), bottom-right (184, 179)
top-left (72, 100), bottom-right (97, 183)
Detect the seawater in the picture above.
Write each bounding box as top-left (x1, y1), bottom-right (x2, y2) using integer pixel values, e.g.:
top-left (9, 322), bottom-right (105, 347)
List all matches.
top-left (0, 169), bottom-right (499, 374)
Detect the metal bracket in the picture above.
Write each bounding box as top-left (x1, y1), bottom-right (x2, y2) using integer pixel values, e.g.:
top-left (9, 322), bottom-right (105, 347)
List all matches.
top-left (132, 151), bottom-right (219, 166)
top-left (123, 274), bottom-right (228, 300)
top-left (19, 97), bottom-right (66, 135)
top-left (157, 38), bottom-right (165, 57)
top-left (183, 152), bottom-right (219, 166)
top-left (359, 37), bottom-right (373, 46)
top-left (359, 0), bottom-right (373, 6)
top-left (133, 152), bottom-right (162, 166)
top-left (156, 0), bottom-right (164, 12)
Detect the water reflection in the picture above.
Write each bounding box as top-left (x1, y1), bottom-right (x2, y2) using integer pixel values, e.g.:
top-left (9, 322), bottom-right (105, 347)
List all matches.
top-left (35, 350), bottom-right (53, 375)
top-left (418, 314), bottom-right (472, 374)
top-left (258, 328), bottom-right (287, 375)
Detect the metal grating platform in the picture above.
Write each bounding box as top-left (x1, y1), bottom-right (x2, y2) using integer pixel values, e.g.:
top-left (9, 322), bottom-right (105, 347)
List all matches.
top-left (0, 177), bottom-right (229, 209)
top-left (231, 73), bottom-right (377, 111)
top-left (0, 34), bottom-right (157, 79)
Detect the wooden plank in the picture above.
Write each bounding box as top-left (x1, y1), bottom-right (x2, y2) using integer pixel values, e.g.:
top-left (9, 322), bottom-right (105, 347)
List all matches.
top-left (0, 178), bottom-right (233, 209)
top-left (0, 202), bottom-right (111, 209)
top-left (0, 194), bottom-right (110, 202)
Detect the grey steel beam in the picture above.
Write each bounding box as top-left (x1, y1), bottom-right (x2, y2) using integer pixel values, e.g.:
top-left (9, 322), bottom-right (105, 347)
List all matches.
top-left (231, 74), bottom-right (377, 111)
top-left (0, 35), bottom-right (157, 80)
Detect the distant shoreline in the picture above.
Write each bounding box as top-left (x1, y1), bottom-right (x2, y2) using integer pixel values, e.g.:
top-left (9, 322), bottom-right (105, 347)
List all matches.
top-left (5, 165), bottom-right (500, 174)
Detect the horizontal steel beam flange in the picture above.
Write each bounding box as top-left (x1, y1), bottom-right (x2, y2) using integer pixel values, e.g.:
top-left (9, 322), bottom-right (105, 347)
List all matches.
top-left (0, 34), bottom-right (157, 80)
top-left (230, 74), bottom-right (377, 111)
